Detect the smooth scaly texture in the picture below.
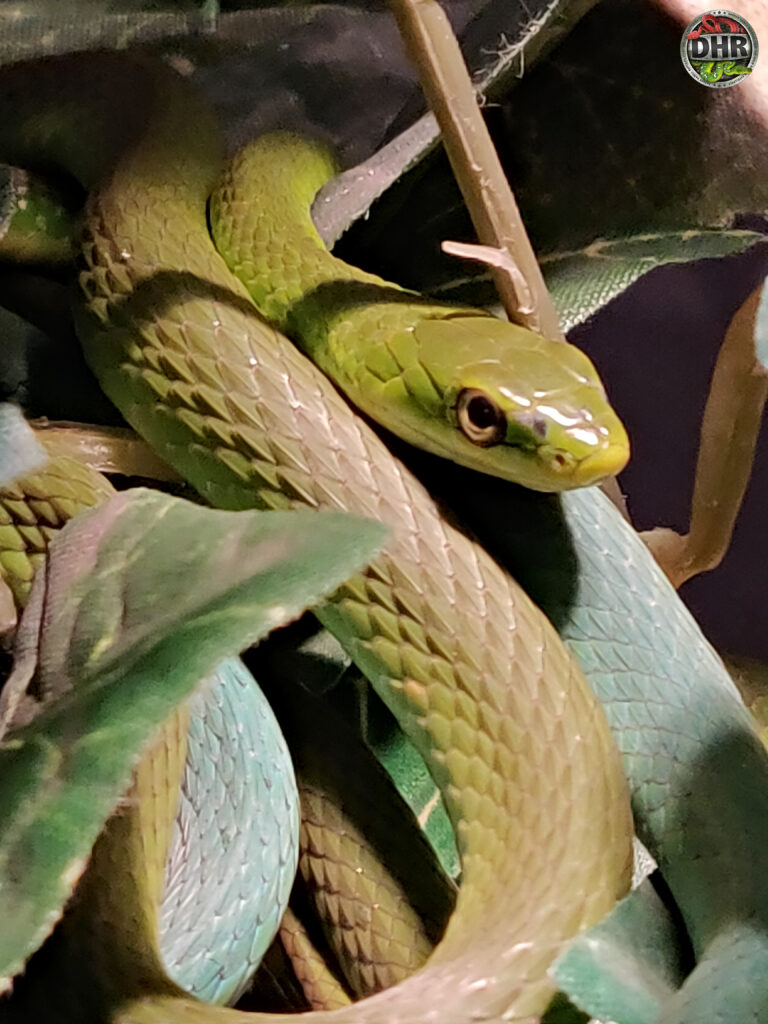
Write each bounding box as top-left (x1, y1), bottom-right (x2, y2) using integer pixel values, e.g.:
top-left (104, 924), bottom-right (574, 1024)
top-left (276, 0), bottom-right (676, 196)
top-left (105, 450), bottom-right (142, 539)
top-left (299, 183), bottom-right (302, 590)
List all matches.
top-left (538, 487), bottom-right (768, 1023)
top-left (420, 460), bottom-right (768, 1023)
top-left (262, 683), bottom-right (456, 1004)
top-left (162, 658), bottom-right (299, 1005)
top-left (211, 133), bottom-right (629, 492)
top-left (279, 906), bottom-right (353, 1011)
top-left (0, 454), bottom-right (114, 605)
top-left (0, 52), bottom-right (632, 1022)
top-left (0, 457), bottom-right (300, 1008)
top-left (0, 452), bottom-right (453, 1009)
top-left (297, 782), bottom-right (434, 998)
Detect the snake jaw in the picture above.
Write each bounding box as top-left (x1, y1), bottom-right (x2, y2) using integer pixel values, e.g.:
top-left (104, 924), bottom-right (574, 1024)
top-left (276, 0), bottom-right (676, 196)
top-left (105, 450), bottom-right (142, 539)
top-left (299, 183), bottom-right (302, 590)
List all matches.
top-left (538, 439), bottom-right (630, 488)
top-left (531, 404), bottom-right (631, 487)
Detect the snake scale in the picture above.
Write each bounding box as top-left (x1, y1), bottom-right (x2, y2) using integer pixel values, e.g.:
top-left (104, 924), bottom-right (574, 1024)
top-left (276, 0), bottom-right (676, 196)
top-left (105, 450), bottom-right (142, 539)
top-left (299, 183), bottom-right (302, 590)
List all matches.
top-left (0, 454), bottom-right (455, 1009)
top-left (0, 51), bottom-right (632, 1023)
top-left (1, 44), bottom-right (767, 1024)
top-left (0, 453), bottom-right (301, 1007)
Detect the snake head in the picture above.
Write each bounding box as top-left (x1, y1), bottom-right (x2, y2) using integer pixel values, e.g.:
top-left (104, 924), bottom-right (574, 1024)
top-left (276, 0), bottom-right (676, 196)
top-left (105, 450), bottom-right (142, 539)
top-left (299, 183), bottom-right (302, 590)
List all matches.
top-left (407, 315), bottom-right (629, 491)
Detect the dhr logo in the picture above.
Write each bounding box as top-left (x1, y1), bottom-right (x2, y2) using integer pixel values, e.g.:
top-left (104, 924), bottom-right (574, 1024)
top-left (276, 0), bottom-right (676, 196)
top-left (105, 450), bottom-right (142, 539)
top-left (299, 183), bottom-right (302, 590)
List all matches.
top-left (680, 10), bottom-right (758, 88)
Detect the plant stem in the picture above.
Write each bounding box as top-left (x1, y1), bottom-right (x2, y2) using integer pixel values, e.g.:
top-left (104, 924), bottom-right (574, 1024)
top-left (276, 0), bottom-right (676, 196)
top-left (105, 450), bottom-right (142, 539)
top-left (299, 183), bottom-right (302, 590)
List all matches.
top-left (389, 0), bottom-right (564, 341)
top-left (643, 285), bottom-right (768, 588)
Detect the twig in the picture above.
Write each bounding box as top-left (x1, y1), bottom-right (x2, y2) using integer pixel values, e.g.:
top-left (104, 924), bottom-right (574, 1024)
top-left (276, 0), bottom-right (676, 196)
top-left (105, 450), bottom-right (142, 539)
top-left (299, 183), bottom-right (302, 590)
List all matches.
top-left (642, 286), bottom-right (768, 588)
top-left (389, 0), bottom-right (564, 341)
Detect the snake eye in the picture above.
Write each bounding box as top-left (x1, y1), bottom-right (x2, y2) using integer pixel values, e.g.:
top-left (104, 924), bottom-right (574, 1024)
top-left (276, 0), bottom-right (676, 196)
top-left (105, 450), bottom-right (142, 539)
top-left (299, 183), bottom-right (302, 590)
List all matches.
top-left (456, 388), bottom-right (506, 446)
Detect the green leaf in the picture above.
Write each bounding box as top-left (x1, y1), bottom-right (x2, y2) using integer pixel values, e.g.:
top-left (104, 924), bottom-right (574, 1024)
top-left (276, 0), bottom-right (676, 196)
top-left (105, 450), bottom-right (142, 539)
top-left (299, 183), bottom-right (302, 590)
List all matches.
top-left (360, 694), bottom-right (460, 881)
top-left (552, 881), bottom-right (687, 1024)
top-left (543, 230), bottom-right (767, 333)
top-left (0, 404), bottom-right (45, 487)
top-left (0, 489), bottom-right (388, 985)
top-left (428, 229), bottom-right (766, 333)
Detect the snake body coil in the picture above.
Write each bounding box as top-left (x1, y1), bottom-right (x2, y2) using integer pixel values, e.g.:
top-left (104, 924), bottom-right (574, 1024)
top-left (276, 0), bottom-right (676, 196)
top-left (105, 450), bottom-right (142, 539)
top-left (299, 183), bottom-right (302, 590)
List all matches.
top-left (0, 52), bottom-right (632, 1022)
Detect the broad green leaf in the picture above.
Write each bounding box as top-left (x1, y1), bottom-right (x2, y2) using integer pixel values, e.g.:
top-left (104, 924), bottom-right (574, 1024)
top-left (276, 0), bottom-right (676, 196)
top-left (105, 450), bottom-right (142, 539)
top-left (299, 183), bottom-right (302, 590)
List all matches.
top-left (552, 881), bottom-right (687, 1024)
top-left (0, 404), bottom-right (45, 487)
top-left (0, 489), bottom-right (387, 984)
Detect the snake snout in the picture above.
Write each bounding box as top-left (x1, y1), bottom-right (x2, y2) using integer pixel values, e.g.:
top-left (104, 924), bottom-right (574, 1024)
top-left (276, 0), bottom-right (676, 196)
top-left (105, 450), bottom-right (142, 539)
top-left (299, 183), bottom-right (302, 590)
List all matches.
top-left (537, 439), bottom-right (629, 487)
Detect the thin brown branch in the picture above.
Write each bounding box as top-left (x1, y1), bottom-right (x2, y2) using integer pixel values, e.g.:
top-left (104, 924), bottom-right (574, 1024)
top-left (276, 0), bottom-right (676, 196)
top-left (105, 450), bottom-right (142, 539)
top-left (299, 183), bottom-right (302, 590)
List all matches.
top-left (643, 286), bottom-right (768, 588)
top-left (389, 0), bottom-right (564, 341)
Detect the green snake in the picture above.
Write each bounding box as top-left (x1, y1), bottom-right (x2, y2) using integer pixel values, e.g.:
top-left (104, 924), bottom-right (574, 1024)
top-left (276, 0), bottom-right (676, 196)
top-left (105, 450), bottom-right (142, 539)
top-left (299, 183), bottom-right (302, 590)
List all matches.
top-left (0, 50), bottom-right (633, 1022)
top-left (1, 47), bottom-right (767, 1024)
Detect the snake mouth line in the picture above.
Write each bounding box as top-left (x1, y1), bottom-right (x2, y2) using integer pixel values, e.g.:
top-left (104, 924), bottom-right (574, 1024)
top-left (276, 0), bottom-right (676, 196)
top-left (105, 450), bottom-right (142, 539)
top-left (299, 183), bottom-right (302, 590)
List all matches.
top-left (540, 442), bottom-right (630, 488)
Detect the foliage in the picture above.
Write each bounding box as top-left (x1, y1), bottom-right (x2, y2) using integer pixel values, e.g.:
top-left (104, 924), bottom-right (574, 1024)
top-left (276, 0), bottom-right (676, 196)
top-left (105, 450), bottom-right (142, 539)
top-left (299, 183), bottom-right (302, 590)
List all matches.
top-left (0, 2), bottom-right (767, 1022)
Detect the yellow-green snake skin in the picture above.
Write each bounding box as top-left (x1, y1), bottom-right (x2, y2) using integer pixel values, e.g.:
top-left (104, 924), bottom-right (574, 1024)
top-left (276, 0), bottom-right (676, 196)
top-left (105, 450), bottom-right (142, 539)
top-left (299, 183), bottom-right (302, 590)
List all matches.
top-left (0, 51), bottom-right (633, 1023)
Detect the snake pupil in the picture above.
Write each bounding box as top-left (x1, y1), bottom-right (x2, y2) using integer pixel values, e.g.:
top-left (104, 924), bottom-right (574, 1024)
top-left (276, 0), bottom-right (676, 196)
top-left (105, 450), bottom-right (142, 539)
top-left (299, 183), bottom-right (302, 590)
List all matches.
top-left (467, 395), bottom-right (496, 428)
top-left (456, 388), bottom-right (506, 446)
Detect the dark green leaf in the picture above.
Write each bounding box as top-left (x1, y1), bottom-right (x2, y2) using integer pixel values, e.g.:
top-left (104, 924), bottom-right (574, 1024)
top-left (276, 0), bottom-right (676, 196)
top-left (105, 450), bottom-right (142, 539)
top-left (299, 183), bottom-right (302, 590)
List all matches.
top-left (543, 231), bottom-right (766, 333)
top-left (0, 489), bottom-right (387, 984)
top-left (540, 230), bottom-right (768, 329)
top-left (429, 230), bottom-right (767, 333)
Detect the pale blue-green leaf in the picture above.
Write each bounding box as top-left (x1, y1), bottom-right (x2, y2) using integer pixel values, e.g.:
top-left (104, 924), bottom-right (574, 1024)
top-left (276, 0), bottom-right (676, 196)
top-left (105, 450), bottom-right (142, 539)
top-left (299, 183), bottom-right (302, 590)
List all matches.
top-left (0, 404), bottom-right (45, 486)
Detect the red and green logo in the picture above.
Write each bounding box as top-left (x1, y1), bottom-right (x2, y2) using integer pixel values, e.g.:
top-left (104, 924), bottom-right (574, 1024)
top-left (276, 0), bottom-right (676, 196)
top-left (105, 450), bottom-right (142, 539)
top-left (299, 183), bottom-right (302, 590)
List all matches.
top-left (680, 10), bottom-right (758, 88)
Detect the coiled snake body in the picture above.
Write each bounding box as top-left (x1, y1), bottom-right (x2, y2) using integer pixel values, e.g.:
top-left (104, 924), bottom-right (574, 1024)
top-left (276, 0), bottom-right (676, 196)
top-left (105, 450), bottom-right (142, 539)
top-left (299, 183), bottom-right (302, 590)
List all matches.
top-left (0, 53), bottom-right (632, 1023)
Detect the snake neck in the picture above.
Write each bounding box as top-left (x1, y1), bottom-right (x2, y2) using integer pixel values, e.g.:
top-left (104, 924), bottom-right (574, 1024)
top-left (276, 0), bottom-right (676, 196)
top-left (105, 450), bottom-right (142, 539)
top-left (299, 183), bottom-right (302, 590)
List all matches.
top-left (211, 132), bottom-right (477, 430)
top-left (210, 132), bottom-right (399, 330)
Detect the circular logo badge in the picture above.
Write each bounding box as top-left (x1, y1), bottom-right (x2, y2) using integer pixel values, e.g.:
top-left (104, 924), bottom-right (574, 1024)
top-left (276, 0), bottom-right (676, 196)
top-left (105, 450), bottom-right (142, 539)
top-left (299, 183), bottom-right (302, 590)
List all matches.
top-left (680, 10), bottom-right (758, 88)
